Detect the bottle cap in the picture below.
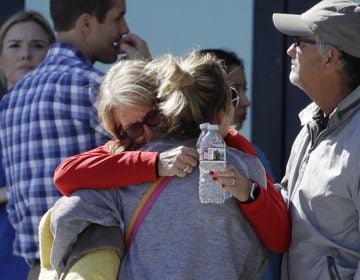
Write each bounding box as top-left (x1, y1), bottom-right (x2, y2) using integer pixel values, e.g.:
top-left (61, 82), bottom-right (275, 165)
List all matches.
top-left (207, 124), bottom-right (219, 130)
top-left (199, 123), bottom-right (209, 129)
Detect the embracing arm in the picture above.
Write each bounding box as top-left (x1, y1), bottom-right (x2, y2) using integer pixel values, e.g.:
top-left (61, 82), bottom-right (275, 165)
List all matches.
top-left (237, 176), bottom-right (291, 253)
top-left (48, 189), bottom-right (124, 277)
top-left (224, 129), bottom-right (291, 253)
top-left (54, 141), bottom-right (158, 196)
top-left (54, 141), bottom-right (199, 196)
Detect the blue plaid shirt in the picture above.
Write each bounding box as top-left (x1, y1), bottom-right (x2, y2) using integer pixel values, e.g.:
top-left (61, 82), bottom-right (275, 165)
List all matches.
top-left (0, 43), bottom-right (111, 263)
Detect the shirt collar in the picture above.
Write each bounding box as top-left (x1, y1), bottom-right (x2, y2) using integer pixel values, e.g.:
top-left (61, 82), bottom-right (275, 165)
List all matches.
top-left (299, 85), bottom-right (360, 126)
top-left (47, 42), bottom-right (94, 67)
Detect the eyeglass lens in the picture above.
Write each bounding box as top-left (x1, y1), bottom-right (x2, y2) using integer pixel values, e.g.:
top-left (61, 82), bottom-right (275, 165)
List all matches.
top-left (122, 109), bottom-right (161, 140)
top-left (293, 36), bottom-right (316, 47)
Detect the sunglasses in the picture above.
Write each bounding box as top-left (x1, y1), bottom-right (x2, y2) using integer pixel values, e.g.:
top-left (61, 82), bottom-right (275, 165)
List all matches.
top-left (292, 36), bottom-right (316, 48)
top-left (119, 108), bottom-right (162, 140)
top-left (231, 87), bottom-right (240, 108)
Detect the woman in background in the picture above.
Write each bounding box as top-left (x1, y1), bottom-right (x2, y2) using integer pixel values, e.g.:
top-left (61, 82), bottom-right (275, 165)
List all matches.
top-left (0, 10), bottom-right (54, 92)
top-left (0, 10), bottom-right (54, 280)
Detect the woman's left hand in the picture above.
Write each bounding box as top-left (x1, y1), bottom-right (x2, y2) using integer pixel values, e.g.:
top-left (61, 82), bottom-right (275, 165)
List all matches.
top-left (209, 165), bottom-right (253, 202)
top-left (158, 146), bottom-right (199, 177)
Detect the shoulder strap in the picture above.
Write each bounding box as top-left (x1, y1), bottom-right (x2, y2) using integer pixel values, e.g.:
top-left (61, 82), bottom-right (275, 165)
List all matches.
top-left (124, 176), bottom-right (172, 251)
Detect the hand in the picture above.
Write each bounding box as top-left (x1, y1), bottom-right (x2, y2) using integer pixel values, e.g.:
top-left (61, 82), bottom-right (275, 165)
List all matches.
top-left (0, 186), bottom-right (8, 204)
top-left (158, 146), bottom-right (199, 177)
top-left (118, 33), bottom-right (151, 60)
top-left (209, 165), bottom-right (253, 202)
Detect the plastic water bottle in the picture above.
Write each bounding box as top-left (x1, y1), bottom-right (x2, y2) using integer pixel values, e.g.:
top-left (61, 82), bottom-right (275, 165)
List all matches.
top-left (196, 122), bottom-right (209, 149)
top-left (197, 124), bottom-right (231, 203)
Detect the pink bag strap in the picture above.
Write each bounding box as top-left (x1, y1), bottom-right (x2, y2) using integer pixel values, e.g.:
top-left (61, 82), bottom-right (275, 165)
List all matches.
top-left (124, 176), bottom-right (172, 251)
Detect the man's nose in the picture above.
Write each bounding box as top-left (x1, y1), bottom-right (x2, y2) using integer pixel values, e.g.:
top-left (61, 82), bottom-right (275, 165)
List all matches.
top-left (287, 44), bottom-right (296, 58)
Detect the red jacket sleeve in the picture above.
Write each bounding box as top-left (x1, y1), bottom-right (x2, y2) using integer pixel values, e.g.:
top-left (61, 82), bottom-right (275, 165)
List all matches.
top-left (54, 140), bottom-right (159, 196)
top-left (225, 129), bottom-right (291, 253)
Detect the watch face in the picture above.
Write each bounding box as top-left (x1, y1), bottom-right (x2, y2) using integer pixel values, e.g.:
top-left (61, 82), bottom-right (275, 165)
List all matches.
top-left (250, 183), bottom-right (259, 201)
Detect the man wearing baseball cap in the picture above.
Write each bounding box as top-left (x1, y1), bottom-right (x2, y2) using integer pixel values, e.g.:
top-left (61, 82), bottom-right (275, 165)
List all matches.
top-left (272, 0), bottom-right (360, 279)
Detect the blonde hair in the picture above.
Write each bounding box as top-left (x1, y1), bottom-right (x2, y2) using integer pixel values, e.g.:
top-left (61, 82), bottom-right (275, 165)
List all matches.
top-left (98, 51), bottom-right (232, 152)
top-left (152, 50), bottom-right (232, 139)
top-left (0, 10), bottom-right (55, 53)
top-left (98, 59), bottom-right (158, 150)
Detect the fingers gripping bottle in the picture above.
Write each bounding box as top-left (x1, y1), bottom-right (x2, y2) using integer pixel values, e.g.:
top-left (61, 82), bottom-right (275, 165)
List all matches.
top-left (197, 124), bottom-right (232, 203)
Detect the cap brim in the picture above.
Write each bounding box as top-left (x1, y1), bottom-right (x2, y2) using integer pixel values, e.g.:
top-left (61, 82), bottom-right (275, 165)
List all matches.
top-left (272, 13), bottom-right (314, 36)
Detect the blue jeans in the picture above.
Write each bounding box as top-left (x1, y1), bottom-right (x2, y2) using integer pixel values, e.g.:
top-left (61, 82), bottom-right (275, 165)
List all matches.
top-left (262, 253), bottom-right (282, 280)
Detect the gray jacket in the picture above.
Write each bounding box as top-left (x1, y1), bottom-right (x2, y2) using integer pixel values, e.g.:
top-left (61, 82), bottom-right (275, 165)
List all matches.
top-left (51, 139), bottom-right (268, 280)
top-left (279, 86), bottom-right (360, 280)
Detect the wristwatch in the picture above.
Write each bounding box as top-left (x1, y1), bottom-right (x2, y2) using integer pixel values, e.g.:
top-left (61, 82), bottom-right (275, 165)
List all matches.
top-left (242, 182), bottom-right (259, 204)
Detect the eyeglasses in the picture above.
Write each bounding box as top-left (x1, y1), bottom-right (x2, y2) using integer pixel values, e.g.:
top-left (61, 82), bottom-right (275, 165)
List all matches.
top-left (231, 87), bottom-right (240, 108)
top-left (292, 36), bottom-right (316, 48)
top-left (119, 108), bottom-right (162, 140)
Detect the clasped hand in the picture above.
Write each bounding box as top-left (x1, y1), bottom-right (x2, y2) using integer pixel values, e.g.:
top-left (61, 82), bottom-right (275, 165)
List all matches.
top-left (157, 146), bottom-right (198, 177)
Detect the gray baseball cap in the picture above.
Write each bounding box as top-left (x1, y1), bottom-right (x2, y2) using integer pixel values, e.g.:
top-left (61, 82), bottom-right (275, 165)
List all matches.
top-left (272, 0), bottom-right (360, 58)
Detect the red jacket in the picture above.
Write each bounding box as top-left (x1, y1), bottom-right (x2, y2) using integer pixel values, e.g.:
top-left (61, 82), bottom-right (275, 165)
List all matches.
top-left (54, 128), bottom-right (290, 253)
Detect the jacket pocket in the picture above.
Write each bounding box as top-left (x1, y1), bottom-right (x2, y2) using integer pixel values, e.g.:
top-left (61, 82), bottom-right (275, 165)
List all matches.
top-left (327, 256), bottom-right (341, 280)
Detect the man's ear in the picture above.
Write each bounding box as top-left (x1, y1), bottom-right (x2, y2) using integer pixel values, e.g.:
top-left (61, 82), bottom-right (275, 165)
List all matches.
top-left (75, 13), bottom-right (94, 35)
top-left (324, 47), bottom-right (342, 70)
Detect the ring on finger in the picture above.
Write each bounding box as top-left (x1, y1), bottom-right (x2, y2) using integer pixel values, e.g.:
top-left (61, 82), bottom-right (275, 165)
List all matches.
top-left (230, 178), bottom-right (235, 186)
top-left (182, 163), bottom-right (190, 173)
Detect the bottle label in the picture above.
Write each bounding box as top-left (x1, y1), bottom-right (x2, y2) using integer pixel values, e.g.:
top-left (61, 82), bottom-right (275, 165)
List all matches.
top-left (199, 147), bottom-right (226, 161)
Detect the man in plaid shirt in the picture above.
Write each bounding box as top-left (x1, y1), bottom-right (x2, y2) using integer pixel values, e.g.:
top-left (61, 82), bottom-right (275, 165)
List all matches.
top-left (0, 0), bottom-right (150, 279)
